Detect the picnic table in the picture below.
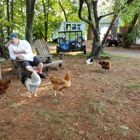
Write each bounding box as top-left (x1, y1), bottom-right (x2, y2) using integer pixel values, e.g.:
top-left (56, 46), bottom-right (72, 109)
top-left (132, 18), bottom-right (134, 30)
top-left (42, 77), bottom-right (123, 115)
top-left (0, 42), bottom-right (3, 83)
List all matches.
top-left (0, 57), bottom-right (5, 79)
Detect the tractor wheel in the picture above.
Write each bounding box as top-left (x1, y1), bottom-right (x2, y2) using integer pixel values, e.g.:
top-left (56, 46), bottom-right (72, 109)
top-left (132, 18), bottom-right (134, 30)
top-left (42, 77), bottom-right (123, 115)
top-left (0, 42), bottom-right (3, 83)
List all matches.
top-left (77, 37), bottom-right (83, 43)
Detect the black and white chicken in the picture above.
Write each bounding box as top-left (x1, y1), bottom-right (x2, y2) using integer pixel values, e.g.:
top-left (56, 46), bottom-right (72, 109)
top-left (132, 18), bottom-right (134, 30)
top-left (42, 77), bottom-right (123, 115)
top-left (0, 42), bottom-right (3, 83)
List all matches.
top-left (86, 58), bottom-right (94, 65)
top-left (21, 70), bottom-right (41, 98)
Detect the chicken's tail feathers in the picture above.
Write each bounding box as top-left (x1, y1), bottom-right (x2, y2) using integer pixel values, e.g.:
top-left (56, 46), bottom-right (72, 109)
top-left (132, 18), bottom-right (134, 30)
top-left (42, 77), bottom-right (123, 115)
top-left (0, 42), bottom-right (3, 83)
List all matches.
top-left (48, 74), bottom-right (54, 79)
top-left (64, 71), bottom-right (71, 81)
top-left (21, 73), bottom-right (28, 84)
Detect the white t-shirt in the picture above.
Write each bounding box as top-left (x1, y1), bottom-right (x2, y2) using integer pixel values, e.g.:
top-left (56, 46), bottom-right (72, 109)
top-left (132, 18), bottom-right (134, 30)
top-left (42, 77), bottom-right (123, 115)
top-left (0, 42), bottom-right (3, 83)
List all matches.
top-left (8, 40), bottom-right (35, 61)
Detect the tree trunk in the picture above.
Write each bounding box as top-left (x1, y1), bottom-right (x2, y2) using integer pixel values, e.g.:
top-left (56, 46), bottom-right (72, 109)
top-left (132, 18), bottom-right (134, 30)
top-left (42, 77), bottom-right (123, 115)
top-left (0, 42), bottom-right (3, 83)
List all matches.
top-left (0, 29), bottom-right (9, 59)
top-left (123, 13), bottom-right (139, 48)
top-left (111, 18), bottom-right (118, 37)
top-left (10, 0), bottom-right (14, 32)
top-left (7, 0), bottom-right (10, 35)
top-left (42, 0), bottom-right (49, 41)
top-left (89, 25), bottom-right (100, 58)
top-left (25, 0), bottom-right (36, 45)
top-left (58, 0), bottom-right (68, 22)
top-left (97, 15), bottom-right (119, 55)
top-left (87, 25), bottom-right (94, 40)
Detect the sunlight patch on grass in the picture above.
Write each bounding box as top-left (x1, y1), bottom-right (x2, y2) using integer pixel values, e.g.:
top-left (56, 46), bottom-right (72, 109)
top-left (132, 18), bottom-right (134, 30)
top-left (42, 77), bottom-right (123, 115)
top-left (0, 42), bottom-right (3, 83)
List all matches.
top-left (51, 51), bottom-right (90, 58)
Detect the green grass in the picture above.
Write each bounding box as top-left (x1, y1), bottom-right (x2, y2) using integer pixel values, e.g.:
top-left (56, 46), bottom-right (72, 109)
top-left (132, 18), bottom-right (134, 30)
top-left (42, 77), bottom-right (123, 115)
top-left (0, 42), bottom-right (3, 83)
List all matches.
top-left (128, 84), bottom-right (140, 90)
top-left (137, 62), bottom-right (140, 66)
top-left (0, 58), bottom-right (11, 65)
top-left (51, 51), bottom-right (90, 58)
top-left (51, 50), bottom-right (131, 60)
top-left (101, 51), bottom-right (130, 59)
top-left (127, 77), bottom-right (138, 81)
top-left (105, 98), bottom-right (122, 105)
top-left (81, 100), bottom-right (105, 115)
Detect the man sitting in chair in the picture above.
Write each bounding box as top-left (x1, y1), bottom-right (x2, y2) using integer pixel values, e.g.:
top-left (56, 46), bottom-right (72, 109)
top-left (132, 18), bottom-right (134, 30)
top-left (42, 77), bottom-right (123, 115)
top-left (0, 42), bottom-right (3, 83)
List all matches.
top-left (7, 33), bottom-right (46, 79)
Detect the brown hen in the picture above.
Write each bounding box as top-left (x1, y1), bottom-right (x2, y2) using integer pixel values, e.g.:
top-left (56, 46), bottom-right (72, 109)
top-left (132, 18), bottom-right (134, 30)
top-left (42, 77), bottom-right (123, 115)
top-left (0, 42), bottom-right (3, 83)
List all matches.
top-left (48, 71), bottom-right (71, 96)
top-left (0, 77), bottom-right (11, 100)
top-left (99, 60), bottom-right (111, 72)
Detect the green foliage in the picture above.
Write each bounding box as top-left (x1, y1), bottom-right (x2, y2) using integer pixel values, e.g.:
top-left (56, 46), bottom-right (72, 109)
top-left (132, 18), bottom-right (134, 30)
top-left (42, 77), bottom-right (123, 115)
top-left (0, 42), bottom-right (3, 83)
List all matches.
top-left (127, 25), bottom-right (140, 41)
top-left (120, 0), bottom-right (140, 26)
top-left (1, 0), bottom-right (139, 43)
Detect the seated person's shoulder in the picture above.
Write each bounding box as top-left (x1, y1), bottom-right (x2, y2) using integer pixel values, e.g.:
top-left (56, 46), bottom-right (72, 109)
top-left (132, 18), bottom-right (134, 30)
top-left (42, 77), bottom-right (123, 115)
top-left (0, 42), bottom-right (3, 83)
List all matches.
top-left (21, 40), bottom-right (30, 45)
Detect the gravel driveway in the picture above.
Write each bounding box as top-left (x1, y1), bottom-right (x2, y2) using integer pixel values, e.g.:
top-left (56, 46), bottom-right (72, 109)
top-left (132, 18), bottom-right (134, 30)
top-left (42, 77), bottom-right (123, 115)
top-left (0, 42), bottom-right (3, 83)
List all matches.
top-left (104, 46), bottom-right (140, 58)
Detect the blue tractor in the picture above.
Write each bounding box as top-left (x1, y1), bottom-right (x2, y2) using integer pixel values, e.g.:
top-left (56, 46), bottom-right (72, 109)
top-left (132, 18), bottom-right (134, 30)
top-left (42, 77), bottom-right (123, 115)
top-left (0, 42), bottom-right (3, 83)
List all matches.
top-left (53, 22), bottom-right (86, 54)
top-left (56, 36), bottom-right (86, 54)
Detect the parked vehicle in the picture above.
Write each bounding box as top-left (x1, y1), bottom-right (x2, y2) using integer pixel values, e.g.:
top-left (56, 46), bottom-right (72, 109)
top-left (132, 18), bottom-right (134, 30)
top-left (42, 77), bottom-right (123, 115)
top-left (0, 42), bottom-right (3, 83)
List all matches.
top-left (106, 32), bottom-right (123, 47)
top-left (55, 22), bottom-right (86, 54)
top-left (56, 37), bottom-right (86, 54)
top-left (51, 22), bottom-right (85, 42)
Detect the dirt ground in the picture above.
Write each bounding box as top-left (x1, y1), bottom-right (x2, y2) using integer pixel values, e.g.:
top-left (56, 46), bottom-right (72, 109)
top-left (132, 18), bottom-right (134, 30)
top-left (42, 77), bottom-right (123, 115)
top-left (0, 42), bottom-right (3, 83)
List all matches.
top-left (0, 41), bottom-right (140, 140)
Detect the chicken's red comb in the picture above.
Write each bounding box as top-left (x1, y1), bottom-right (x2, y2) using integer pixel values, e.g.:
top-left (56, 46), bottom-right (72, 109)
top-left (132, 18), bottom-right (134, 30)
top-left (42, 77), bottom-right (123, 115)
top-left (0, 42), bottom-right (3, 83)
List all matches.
top-left (36, 70), bottom-right (40, 74)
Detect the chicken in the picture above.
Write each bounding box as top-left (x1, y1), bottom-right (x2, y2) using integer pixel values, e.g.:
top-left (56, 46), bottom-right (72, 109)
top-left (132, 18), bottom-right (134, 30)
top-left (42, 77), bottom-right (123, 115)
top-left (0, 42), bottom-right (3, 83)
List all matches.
top-left (48, 71), bottom-right (71, 96)
top-left (21, 70), bottom-right (41, 98)
top-left (99, 60), bottom-right (111, 72)
top-left (0, 77), bottom-right (11, 100)
top-left (86, 58), bottom-right (94, 65)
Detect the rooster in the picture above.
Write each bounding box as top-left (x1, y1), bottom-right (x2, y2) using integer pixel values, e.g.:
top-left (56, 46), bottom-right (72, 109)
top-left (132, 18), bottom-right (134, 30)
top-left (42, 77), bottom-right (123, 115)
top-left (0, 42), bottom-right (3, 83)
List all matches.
top-left (21, 70), bottom-right (41, 98)
top-left (0, 77), bottom-right (11, 100)
top-left (99, 60), bottom-right (111, 72)
top-left (48, 71), bottom-right (71, 96)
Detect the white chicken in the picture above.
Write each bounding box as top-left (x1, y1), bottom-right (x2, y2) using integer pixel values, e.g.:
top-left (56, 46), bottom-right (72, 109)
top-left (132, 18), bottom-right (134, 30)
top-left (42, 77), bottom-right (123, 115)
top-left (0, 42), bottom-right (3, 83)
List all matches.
top-left (86, 58), bottom-right (94, 65)
top-left (21, 70), bottom-right (41, 98)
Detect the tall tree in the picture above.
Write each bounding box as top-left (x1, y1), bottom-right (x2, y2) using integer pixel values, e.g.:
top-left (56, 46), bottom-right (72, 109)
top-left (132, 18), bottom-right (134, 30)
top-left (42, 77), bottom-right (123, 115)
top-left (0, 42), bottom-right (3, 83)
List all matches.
top-left (42, 0), bottom-right (49, 41)
top-left (26, 0), bottom-right (36, 44)
top-left (78, 0), bottom-right (118, 58)
top-left (121, 0), bottom-right (140, 48)
top-left (7, 0), bottom-right (10, 34)
top-left (123, 13), bottom-right (139, 48)
top-left (78, 0), bottom-right (138, 58)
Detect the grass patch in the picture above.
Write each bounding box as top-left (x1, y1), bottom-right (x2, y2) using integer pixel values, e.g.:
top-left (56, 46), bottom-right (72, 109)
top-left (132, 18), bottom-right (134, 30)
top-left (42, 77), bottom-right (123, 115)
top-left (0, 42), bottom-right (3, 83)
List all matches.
top-left (0, 58), bottom-right (11, 65)
top-left (82, 100), bottom-right (105, 115)
top-left (127, 77), bottom-right (138, 81)
top-left (51, 98), bottom-right (60, 104)
top-left (101, 51), bottom-right (130, 59)
top-left (137, 62), bottom-right (140, 66)
top-left (51, 51), bottom-right (90, 58)
top-left (105, 97), bottom-right (122, 105)
top-left (128, 84), bottom-right (140, 90)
